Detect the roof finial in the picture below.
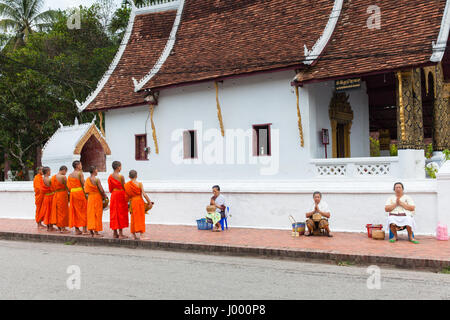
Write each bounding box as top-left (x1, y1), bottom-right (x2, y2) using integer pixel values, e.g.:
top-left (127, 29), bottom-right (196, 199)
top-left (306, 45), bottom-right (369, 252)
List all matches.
top-left (74, 117), bottom-right (79, 126)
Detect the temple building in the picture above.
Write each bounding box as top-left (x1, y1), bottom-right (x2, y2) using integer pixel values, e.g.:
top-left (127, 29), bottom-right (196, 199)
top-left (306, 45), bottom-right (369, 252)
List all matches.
top-left (4, 0), bottom-right (447, 234)
top-left (76, 0), bottom-right (449, 183)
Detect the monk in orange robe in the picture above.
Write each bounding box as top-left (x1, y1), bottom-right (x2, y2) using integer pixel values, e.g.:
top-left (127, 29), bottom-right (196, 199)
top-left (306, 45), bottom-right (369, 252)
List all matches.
top-left (124, 170), bottom-right (152, 240)
top-left (67, 160), bottom-right (88, 235)
top-left (50, 166), bottom-right (70, 233)
top-left (33, 167), bottom-right (45, 229)
top-left (85, 166), bottom-right (107, 237)
top-left (108, 161), bottom-right (129, 239)
top-left (39, 167), bottom-right (56, 232)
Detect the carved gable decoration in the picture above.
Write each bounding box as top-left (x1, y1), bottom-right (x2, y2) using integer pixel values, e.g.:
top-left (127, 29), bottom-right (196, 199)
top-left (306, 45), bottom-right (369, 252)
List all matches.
top-left (74, 124), bottom-right (111, 155)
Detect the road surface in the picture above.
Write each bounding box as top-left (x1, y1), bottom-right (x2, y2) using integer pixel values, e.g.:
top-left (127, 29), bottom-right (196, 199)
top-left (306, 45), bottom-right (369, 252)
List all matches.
top-left (0, 240), bottom-right (449, 300)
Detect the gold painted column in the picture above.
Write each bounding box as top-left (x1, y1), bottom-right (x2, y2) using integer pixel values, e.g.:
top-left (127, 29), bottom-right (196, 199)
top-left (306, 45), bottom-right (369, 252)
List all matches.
top-left (330, 119), bottom-right (337, 158)
top-left (396, 69), bottom-right (424, 150)
top-left (345, 122), bottom-right (352, 158)
top-left (433, 63), bottom-right (450, 151)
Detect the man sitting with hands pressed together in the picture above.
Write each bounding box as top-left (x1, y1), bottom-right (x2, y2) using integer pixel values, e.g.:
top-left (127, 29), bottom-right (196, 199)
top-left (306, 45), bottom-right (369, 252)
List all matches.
top-left (305, 191), bottom-right (332, 237)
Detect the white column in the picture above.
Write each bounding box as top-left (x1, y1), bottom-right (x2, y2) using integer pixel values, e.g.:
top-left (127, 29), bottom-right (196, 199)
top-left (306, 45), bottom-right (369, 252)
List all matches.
top-left (437, 160), bottom-right (450, 229)
top-left (397, 149), bottom-right (425, 179)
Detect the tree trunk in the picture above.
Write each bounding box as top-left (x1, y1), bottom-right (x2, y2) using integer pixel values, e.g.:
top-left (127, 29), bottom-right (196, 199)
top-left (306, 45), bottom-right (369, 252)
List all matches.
top-left (36, 145), bottom-right (42, 169)
top-left (4, 152), bottom-right (10, 181)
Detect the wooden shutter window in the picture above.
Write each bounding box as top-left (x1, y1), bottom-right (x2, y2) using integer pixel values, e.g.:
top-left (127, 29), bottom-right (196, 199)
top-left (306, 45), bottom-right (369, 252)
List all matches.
top-left (135, 134), bottom-right (148, 161)
top-left (252, 124), bottom-right (271, 156)
top-left (183, 130), bottom-right (197, 159)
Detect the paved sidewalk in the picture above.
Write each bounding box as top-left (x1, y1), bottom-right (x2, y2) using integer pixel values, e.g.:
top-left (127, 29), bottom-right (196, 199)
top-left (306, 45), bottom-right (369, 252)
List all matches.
top-left (0, 218), bottom-right (449, 271)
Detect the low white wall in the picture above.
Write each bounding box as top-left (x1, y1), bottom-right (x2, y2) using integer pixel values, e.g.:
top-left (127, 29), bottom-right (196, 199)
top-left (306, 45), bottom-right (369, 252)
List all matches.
top-left (0, 179), bottom-right (440, 236)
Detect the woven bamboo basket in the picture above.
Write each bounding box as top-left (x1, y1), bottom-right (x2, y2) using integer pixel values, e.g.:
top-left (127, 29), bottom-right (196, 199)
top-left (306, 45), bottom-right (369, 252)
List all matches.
top-left (372, 230), bottom-right (385, 240)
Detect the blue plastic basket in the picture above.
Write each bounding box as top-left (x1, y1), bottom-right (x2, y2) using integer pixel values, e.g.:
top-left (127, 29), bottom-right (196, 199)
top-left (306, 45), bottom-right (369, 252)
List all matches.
top-left (196, 218), bottom-right (213, 230)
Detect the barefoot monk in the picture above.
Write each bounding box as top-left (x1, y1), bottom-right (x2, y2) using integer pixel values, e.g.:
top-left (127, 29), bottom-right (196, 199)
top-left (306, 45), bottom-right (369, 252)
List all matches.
top-left (33, 167), bottom-right (45, 230)
top-left (124, 170), bottom-right (152, 241)
top-left (68, 161), bottom-right (88, 235)
top-left (85, 166), bottom-right (107, 238)
top-left (108, 161), bottom-right (129, 239)
top-left (40, 167), bottom-right (56, 232)
top-left (50, 166), bottom-right (70, 233)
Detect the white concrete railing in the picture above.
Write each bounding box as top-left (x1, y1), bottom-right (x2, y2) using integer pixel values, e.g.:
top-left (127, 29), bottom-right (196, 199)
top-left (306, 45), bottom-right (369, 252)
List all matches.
top-left (310, 157), bottom-right (400, 178)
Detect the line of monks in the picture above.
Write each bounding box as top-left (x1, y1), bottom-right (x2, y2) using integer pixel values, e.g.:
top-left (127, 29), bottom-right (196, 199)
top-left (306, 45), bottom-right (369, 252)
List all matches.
top-left (33, 160), bottom-right (153, 240)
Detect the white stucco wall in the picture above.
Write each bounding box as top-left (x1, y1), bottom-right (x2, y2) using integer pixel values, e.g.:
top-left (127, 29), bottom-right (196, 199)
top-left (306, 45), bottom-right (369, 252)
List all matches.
top-left (308, 80), bottom-right (370, 159)
top-left (0, 179), bottom-right (442, 236)
top-left (105, 70), bottom-right (315, 180)
top-left (104, 72), bottom-right (372, 182)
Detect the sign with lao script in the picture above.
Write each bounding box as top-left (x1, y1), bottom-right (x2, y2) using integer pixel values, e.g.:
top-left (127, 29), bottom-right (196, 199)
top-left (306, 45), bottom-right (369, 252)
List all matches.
top-left (335, 78), bottom-right (361, 91)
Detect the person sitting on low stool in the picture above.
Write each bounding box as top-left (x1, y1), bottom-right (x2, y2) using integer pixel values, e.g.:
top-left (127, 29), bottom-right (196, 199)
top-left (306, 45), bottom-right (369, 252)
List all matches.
top-left (385, 182), bottom-right (419, 244)
top-left (305, 191), bottom-right (332, 237)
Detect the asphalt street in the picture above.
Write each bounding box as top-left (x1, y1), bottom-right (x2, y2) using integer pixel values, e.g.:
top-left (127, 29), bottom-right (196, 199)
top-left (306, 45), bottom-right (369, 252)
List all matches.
top-left (0, 240), bottom-right (449, 300)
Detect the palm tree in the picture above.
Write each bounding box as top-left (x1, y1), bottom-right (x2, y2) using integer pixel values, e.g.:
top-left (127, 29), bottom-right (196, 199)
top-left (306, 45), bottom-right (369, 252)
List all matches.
top-left (0, 0), bottom-right (57, 50)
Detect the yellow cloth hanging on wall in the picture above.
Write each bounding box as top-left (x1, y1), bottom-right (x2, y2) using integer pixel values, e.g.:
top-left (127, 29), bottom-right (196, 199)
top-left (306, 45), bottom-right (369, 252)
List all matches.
top-left (214, 81), bottom-right (225, 137)
top-left (98, 112), bottom-right (105, 136)
top-left (150, 105), bottom-right (159, 154)
top-left (295, 86), bottom-right (304, 147)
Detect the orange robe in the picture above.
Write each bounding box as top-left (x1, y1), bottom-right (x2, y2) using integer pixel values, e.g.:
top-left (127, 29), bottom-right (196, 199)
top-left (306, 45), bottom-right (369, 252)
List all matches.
top-left (50, 175), bottom-right (69, 228)
top-left (40, 179), bottom-right (55, 226)
top-left (67, 176), bottom-right (87, 228)
top-left (33, 174), bottom-right (44, 223)
top-left (124, 181), bottom-right (145, 234)
top-left (85, 178), bottom-right (103, 232)
top-left (108, 175), bottom-right (129, 230)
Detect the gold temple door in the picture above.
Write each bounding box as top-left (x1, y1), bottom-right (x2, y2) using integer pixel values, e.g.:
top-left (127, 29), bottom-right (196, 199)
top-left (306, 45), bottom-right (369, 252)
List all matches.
top-left (329, 92), bottom-right (353, 158)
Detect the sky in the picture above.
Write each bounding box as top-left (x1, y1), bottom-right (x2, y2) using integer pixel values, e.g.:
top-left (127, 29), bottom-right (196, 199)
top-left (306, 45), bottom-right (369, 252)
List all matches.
top-left (43, 0), bottom-right (121, 11)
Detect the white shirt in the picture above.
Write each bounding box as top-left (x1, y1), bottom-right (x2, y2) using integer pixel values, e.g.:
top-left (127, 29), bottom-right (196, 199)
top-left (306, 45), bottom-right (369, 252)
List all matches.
top-left (309, 200), bottom-right (330, 215)
top-left (214, 194), bottom-right (226, 213)
top-left (385, 194), bottom-right (415, 217)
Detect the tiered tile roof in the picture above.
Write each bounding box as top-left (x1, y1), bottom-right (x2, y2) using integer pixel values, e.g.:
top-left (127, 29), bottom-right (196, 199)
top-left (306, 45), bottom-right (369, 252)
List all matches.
top-left (82, 0), bottom-right (449, 112)
top-left (295, 0), bottom-right (448, 84)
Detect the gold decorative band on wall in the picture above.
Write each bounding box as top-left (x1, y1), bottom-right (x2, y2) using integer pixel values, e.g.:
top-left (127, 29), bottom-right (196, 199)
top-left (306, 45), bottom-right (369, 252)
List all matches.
top-left (98, 112), bottom-right (105, 136)
top-left (150, 104), bottom-right (159, 154)
top-left (294, 86), bottom-right (304, 147)
top-left (396, 72), bottom-right (406, 141)
top-left (214, 81), bottom-right (225, 137)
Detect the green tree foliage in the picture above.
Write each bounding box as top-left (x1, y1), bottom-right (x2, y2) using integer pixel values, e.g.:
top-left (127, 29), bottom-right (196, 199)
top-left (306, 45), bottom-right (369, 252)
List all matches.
top-left (0, 5), bottom-right (118, 180)
top-left (0, 0), bottom-right (57, 49)
top-left (108, 4), bottom-right (131, 43)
